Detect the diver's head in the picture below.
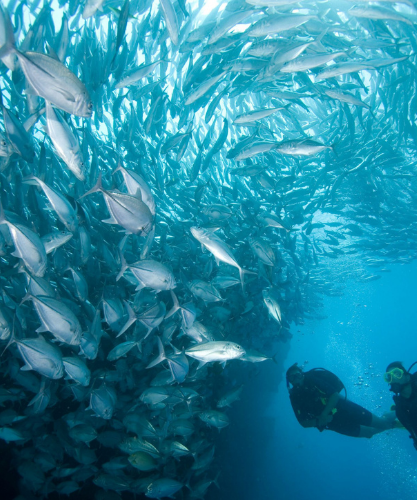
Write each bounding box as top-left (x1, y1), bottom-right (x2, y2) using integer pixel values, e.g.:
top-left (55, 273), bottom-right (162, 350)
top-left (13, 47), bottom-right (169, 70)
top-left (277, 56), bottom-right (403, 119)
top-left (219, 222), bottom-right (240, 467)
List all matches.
top-left (384, 362), bottom-right (411, 393)
top-left (286, 363), bottom-right (304, 388)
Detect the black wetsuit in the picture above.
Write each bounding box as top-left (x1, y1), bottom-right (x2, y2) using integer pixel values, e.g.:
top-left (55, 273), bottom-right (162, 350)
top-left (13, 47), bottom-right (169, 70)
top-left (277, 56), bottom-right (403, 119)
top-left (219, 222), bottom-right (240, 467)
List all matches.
top-left (393, 372), bottom-right (417, 446)
top-left (290, 369), bottom-right (373, 437)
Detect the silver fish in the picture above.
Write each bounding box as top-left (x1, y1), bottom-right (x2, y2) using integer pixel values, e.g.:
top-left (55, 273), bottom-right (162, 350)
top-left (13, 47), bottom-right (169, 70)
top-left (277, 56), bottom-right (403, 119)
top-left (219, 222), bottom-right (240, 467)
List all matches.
top-left (117, 258), bottom-right (175, 290)
top-left (26, 294), bottom-right (82, 345)
top-left (45, 102), bottom-right (85, 181)
top-left (88, 385), bottom-right (117, 420)
top-left (63, 356), bottom-right (91, 386)
top-left (0, 206), bottom-right (47, 277)
top-left (0, 9), bottom-right (92, 117)
top-left (23, 176), bottom-right (78, 231)
top-left (199, 410), bottom-right (230, 429)
top-left (15, 335), bottom-right (64, 379)
top-left (159, 0), bottom-right (179, 46)
top-left (81, 174), bottom-right (153, 234)
top-left (263, 289), bottom-right (282, 325)
top-left (190, 227), bottom-right (254, 290)
top-left (146, 478), bottom-right (183, 499)
top-left (185, 341), bottom-right (245, 367)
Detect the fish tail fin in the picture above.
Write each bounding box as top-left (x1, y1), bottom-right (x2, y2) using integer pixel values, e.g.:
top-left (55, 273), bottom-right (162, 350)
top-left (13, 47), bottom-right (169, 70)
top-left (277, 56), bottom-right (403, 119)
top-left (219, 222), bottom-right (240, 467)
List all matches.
top-left (117, 234), bottom-right (129, 253)
top-left (116, 250), bottom-right (128, 281)
top-left (0, 6), bottom-right (16, 60)
top-left (214, 471), bottom-right (221, 489)
top-left (146, 337), bottom-right (166, 369)
top-left (135, 339), bottom-right (143, 354)
top-left (2, 314), bottom-right (17, 357)
top-left (272, 352), bottom-right (279, 365)
top-left (0, 200), bottom-right (7, 225)
top-left (239, 267), bottom-right (246, 292)
top-left (22, 175), bottom-right (40, 186)
top-left (78, 172), bottom-right (103, 200)
top-left (315, 27), bottom-right (328, 46)
top-left (19, 292), bottom-right (33, 306)
top-left (140, 225), bottom-right (155, 259)
top-left (165, 290), bottom-right (179, 319)
top-left (239, 268), bottom-right (257, 292)
top-left (113, 160), bottom-right (125, 176)
top-left (116, 300), bottom-right (137, 338)
top-left (185, 478), bottom-right (192, 491)
top-left (169, 342), bottom-right (182, 356)
top-left (83, 377), bottom-right (98, 409)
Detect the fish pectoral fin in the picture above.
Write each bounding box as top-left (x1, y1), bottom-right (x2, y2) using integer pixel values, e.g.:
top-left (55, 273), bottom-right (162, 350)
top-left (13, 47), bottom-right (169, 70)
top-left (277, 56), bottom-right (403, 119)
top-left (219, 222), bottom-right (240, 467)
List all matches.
top-left (54, 87), bottom-right (76, 103)
top-left (36, 324), bottom-right (49, 333)
top-left (143, 326), bottom-right (154, 339)
top-left (197, 360), bottom-right (207, 370)
top-left (102, 216), bottom-right (118, 225)
top-left (24, 84), bottom-right (40, 96)
top-left (20, 364), bottom-right (32, 371)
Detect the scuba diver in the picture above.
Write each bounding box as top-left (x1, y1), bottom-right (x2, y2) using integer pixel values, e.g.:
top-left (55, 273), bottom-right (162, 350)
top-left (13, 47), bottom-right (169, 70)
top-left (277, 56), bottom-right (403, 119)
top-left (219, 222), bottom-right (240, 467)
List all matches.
top-left (287, 363), bottom-right (399, 438)
top-left (384, 361), bottom-right (417, 450)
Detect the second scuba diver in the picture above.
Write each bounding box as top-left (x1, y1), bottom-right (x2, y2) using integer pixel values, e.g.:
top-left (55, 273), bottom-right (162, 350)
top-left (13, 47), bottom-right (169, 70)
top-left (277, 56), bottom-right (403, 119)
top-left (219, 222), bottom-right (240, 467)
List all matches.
top-left (287, 363), bottom-right (400, 438)
top-left (385, 361), bottom-right (417, 450)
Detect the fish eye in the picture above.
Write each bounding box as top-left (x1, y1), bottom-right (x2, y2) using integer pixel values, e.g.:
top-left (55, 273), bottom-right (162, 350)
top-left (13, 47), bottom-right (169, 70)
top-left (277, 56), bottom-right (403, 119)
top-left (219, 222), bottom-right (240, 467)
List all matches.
top-left (88, 102), bottom-right (93, 109)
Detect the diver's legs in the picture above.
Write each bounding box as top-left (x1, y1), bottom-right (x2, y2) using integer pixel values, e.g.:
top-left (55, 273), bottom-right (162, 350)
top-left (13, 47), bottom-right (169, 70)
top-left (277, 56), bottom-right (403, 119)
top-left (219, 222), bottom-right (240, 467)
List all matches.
top-left (371, 411), bottom-right (398, 430)
top-left (358, 411), bottom-right (399, 438)
top-left (358, 425), bottom-right (382, 438)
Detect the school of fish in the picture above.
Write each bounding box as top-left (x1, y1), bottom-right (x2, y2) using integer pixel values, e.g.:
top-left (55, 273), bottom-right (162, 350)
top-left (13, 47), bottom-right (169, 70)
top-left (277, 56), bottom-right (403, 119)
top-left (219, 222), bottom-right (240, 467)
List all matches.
top-left (0, 0), bottom-right (416, 497)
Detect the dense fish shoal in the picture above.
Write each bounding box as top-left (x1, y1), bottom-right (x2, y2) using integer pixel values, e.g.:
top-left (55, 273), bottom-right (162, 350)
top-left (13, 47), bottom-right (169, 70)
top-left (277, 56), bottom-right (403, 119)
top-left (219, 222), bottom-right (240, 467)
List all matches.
top-left (0, 0), bottom-right (416, 498)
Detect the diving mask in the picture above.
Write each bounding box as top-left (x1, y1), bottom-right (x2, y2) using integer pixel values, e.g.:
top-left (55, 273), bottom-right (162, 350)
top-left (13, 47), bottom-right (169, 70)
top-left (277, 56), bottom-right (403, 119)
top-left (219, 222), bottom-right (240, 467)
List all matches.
top-left (384, 367), bottom-right (405, 384)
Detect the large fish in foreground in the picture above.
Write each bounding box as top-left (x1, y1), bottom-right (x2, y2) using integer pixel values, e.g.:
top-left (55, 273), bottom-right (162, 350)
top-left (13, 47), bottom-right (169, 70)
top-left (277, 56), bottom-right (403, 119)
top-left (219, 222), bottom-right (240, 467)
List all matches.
top-left (0, 6), bottom-right (92, 117)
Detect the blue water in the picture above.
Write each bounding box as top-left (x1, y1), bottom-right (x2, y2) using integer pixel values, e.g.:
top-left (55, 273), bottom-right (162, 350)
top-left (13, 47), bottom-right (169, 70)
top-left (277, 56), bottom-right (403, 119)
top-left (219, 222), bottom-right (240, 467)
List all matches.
top-left (211, 261), bottom-right (417, 500)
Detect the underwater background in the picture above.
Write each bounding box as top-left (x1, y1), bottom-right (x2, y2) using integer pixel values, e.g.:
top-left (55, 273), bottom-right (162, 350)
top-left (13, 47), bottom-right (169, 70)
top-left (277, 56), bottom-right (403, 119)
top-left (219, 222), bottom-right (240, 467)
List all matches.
top-left (1, 0), bottom-right (417, 498)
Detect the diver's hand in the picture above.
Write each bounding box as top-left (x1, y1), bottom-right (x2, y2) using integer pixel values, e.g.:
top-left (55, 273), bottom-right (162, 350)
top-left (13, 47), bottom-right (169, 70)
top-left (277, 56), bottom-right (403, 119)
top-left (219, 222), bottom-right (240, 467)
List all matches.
top-left (317, 414), bottom-right (333, 429)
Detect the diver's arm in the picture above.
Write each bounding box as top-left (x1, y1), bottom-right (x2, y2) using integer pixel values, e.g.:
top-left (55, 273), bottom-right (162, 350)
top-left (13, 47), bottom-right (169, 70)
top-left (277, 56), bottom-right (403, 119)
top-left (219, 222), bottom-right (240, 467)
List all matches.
top-left (315, 392), bottom-right (340, 428)
top-left (320, 392), bottom-right (339, 418)
top-left (291, 406), bottom-right (320, 428)
top-left (291, 406), bottom-right (317, 428)
top-left (298, 418), bottom-right (319, 428)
